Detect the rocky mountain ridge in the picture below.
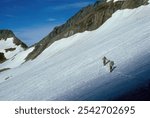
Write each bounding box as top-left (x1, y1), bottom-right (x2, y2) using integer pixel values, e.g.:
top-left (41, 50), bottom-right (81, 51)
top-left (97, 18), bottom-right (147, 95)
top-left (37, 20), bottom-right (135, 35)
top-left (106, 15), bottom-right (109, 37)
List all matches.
top-left (26, 0), bottom-right (149, 60)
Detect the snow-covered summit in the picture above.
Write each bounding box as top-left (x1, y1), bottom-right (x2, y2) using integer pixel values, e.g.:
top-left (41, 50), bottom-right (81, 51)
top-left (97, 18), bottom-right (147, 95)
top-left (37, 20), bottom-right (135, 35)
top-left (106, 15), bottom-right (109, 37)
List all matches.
top-left (107, 0), bottom-right (125, 2)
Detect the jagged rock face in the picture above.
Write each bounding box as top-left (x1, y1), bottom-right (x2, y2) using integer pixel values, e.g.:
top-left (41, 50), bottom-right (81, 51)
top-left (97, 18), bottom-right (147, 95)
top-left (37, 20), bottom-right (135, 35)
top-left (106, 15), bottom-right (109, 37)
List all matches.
top-left (121, 0), bottom-right (148, 9)
top-left (26, 0), bottom-right (149, 60)
top-left (0, 52), bottom-right (6, 63)
top-left (0, 30), bottom-right (28, 49)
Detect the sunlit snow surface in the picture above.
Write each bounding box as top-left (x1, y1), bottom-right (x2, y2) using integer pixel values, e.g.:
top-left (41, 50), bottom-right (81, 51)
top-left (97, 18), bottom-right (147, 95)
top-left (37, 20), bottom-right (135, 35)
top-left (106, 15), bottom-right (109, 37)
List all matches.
top-left (107, 0), bottom-right (125, 2)
top-left (0, 4), bottom-right (150, 100)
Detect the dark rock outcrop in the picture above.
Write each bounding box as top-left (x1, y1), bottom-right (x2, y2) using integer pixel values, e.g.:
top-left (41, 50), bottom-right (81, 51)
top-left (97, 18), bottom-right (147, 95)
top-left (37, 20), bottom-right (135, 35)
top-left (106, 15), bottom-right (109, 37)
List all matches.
top-left (0, 68), bottom-right (10, 73)
top-left (0, 52), bottom-right (6, 63)
top-left (26, 0), bottom-right (149, 60)
top-left (5, 48), bottom-right (16, 52)
top-left (121, 0), bottom-right (148, 9)
top-left (0, 30), bottom-right (28, 49)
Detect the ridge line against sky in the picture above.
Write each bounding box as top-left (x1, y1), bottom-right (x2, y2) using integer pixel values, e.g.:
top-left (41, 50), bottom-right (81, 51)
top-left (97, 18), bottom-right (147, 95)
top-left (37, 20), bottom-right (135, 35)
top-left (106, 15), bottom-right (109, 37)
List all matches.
top-left (0, 0), bottom-right (96, 46)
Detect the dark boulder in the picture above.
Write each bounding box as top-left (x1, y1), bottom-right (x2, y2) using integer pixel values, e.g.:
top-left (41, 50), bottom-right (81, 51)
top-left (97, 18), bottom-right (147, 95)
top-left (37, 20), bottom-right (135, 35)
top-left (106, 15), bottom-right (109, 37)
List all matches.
top-left (0, 52), bottom-right (6, 63)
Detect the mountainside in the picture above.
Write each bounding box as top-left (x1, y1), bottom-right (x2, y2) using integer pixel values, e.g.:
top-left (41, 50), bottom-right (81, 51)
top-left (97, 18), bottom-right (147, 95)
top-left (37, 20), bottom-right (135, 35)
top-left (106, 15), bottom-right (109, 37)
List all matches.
top-left (26, 0), bottom-right (149, 61)
top-left (0, 1), bottom-right (149, 100)
top-left (0, 30), bottom-right (28, 64)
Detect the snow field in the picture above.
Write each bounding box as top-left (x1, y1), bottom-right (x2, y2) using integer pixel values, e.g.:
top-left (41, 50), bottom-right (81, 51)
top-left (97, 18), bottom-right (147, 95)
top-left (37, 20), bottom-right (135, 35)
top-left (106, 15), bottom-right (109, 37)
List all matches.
top-left (0, 4), bottom-right (150, 100)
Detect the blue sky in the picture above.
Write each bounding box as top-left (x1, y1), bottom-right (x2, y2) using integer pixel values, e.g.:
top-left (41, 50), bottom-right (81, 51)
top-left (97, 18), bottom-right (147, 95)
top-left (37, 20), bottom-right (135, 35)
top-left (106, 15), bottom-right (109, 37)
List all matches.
top-left (0, 0), bottom-right (96, 46)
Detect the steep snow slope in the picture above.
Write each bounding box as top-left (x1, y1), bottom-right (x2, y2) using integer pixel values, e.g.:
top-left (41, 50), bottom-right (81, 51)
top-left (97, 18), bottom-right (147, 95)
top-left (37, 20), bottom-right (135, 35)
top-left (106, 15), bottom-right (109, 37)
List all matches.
top-left (0, 4), bottom-right (150, 100)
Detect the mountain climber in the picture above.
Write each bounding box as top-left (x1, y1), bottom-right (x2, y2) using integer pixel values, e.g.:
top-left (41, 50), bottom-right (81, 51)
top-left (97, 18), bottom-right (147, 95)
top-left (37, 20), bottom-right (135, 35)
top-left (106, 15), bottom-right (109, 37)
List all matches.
top-left (102, 56), bottom-right (110, 66)
top-left (109, 61), bottom-right (114, 72)
top-left (102, 57), bottom-right (116, 72)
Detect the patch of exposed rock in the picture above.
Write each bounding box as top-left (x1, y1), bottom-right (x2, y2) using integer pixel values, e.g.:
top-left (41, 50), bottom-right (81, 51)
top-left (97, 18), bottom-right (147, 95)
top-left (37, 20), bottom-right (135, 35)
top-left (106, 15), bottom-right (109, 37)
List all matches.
top-left (0, 52), bottom-right (6, 63)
